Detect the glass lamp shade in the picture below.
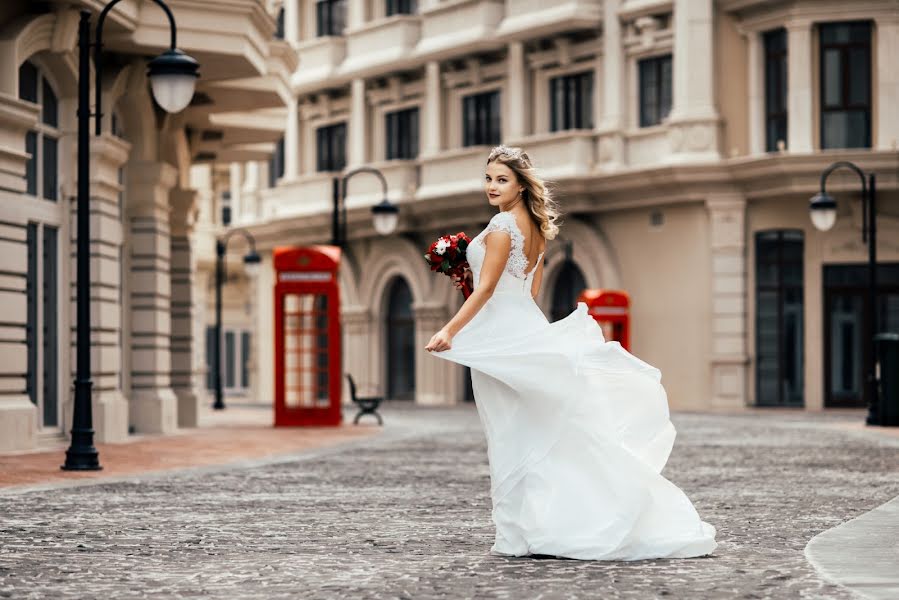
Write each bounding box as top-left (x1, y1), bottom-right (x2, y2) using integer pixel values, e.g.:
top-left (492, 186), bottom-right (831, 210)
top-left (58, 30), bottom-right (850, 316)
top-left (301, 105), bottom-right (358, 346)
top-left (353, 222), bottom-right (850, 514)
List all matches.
top-left (809, 192), bottom-right (838, 232)
top-left (243, 252), bottom-right (262, 278)
top-left (371, 198), bottom-right (399, 236)
top-left (147, 49), bottom-right (200, 113)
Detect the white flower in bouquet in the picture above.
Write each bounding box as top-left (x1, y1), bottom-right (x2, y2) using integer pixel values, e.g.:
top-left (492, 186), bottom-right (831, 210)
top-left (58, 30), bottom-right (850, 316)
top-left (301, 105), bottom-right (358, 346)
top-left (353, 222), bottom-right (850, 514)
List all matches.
top-left (434, 238), bottom-right (450, 255)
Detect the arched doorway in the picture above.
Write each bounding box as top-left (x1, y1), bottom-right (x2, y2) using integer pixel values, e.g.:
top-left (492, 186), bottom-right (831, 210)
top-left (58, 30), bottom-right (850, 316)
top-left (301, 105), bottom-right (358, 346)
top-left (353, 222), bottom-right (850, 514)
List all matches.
top-left (385, 277), bottom-right (415, 400)
top-left (551, 261), bottom-right (587, 322)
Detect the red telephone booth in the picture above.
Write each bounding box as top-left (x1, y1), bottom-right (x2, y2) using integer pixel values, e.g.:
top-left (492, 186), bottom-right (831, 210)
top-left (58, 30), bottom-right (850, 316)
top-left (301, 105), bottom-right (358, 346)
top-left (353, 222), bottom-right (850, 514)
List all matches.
top-left (273, 246), bottom-right (342, 427)
top-left (577, 289), bottom-right (630, 351)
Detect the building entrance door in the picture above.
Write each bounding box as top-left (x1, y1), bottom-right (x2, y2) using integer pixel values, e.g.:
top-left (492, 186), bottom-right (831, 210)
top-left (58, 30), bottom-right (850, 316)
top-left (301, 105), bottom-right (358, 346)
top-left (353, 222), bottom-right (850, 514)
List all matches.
top-left (824, 264), bottom-right (899, 408)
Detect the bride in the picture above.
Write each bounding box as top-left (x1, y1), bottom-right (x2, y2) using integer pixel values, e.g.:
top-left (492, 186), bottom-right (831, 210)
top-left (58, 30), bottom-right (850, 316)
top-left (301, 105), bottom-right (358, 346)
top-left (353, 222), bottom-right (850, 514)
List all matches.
top-left (425, 145), bottom-right (717, 561)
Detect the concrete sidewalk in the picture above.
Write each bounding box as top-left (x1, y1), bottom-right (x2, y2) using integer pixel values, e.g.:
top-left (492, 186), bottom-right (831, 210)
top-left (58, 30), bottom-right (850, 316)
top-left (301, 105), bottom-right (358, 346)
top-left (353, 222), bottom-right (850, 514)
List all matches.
top-left (0, 404), bottom-right (381, 489)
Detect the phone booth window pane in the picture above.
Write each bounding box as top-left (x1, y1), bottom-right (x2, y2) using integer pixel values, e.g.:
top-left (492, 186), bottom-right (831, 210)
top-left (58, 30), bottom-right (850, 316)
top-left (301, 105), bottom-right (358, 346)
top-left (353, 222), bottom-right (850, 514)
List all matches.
top-left (283, 292), bottom-right (331, 408)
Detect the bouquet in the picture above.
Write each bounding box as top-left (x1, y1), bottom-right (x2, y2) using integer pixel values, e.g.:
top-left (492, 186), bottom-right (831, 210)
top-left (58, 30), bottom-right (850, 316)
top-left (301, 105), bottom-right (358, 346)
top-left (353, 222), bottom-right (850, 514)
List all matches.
top-left (424, 233), bottom-right (473, 299)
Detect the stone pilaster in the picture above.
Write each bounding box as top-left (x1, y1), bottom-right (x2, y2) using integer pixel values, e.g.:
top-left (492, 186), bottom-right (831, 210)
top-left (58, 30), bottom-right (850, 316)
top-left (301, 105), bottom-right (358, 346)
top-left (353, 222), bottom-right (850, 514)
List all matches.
top-left (746, 30), bottom-right (765, 155)
top-left (170, 188), bottom-right (200, 427)
top-left (0, 93), bottom-right (39, 451)
top-left (126, 161), bottom-right (179, 434)
top-left (706, 193), bottom-right (749, 409)
top-left (876, 19), bottom-right (899, 150)
top-left (284, 97), bottom-right (300, 181)
top-left (253, 252), bottom-right (275, 405)
top-left (786, 22), bottom-right (813, 153)
top-left (341, 305), bottom-right (373, 405)
top-left (349, 78), bottom-right (366, 167)
top-left (82, 134), bottom-right (131, 443)
top-left (596, 0), bottom-right (625, 170)
top-left (422, 61), bottom-right (442, 157)
top-left (284, 0), bottom-right (300, 45)
top-left (668, 0), bottom-right (721, 162)
top-left (506, 42), bottom-right (527, 140)
top-left (413, 303), bottom-right (459, 405)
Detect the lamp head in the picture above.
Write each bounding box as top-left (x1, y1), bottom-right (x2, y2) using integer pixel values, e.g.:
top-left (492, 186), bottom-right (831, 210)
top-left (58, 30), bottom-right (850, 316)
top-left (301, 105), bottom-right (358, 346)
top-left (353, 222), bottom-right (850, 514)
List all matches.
top-left (371, 198), bottom-right (399, 236)
top-left (147, 48), bottom-right (200, 113)
top-left (809, 192), bottom-right (837, 232)
top-left (243, 250), bottom-right (262, 278)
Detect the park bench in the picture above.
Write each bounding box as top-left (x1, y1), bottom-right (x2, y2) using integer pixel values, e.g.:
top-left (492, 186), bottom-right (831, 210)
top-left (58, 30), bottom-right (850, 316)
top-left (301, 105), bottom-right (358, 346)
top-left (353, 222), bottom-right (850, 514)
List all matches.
top-left (346, 374), bottom-right (383, 425)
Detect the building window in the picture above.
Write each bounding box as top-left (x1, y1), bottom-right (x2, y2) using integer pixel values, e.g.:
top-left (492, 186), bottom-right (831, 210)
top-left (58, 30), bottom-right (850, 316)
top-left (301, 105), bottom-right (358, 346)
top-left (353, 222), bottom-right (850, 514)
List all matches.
top-left (316, 123), bottom-right (347, 172)
top-left (317, 0), bottom-right (346, 37)
top-left (763, 28), bottom-right (787, 152)
top-left (819, 21), bottom-right (871, 149)
top-left (385, 107), bottom-right (419, 160)
top-left (221, 191), bottom-right (232, 226)
top-left (26, 222), bottom-right (60, 428)
top-left (19, 61), bottom-right (59, 201)
top-left (275, 7), bottom-right (285, 39)
top-left (463, 90), bottom-right (501, 147)
top-left (550, 71), bottom-right (593, 132)
top-left (755, 230), bottom-right (804, 407)
top-left (638, 54), bottom-right (672, 127)
top-left (205, 327), bottom-right (252, 393)
top-left (269, 136), bottom-right (285, 187)
top-left (386, 0), bottom-right (416, 16)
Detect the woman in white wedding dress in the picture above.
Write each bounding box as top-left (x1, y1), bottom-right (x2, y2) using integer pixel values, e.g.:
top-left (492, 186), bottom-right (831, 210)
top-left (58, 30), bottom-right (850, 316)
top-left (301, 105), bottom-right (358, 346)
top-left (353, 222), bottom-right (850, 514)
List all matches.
top-left (425, 145), bottom-right (717, 561)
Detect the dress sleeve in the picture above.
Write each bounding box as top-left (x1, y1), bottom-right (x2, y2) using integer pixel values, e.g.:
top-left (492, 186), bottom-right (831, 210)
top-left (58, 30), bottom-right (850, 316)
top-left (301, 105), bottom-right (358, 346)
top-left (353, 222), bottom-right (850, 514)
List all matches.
top-left (484, 211), bottom-right (517, 239)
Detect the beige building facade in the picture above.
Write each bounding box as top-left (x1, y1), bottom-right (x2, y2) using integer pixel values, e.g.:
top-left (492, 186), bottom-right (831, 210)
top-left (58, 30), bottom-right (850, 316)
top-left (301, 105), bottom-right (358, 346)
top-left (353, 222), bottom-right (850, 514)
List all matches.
top-left (0, 0), bottom-right (292, 451)
top-left (202, 0), bottom-right (899, 415)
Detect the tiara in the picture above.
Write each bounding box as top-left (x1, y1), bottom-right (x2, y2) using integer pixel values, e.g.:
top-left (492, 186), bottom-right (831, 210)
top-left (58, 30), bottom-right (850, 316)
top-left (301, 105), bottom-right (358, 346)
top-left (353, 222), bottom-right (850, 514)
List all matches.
top-left (489, 145), bottom-right (530, 164)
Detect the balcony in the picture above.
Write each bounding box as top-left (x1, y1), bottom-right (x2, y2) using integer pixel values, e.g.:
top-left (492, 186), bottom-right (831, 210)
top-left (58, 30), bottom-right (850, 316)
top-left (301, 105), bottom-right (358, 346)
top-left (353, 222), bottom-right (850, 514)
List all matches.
top-left (417, 0), bottom-right (505, 59)
top-left (625, 126), bottom-right (671, 167)
top-left (417, 146), bottom-right (489, 200)
top-left (342, 16), bottom-right (422, 78)
top-left (344, 160), bottom-right (418, 208)
top-left (496, 0), bottom-right (602, 40)
top-left (260, 172), bottom-right (336, 220)
top-left (508, 131), bottom-right (597, 179)
top-left (293, 37), bottom-right (347, 90)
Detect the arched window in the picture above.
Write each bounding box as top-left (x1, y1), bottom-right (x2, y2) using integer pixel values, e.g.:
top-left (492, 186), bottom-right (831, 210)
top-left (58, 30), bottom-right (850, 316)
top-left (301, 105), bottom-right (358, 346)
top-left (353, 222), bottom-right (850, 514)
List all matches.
top-left (18, 60), bottom-right (59, 201)
top-left (385, 277), bottom-right (415, 400)
top-left (550, 260), bottom-right (587, 322)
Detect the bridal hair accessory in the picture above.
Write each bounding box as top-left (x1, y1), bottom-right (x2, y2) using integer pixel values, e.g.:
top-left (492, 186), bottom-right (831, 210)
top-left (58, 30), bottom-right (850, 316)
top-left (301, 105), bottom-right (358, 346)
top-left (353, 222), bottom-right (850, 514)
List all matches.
top-left (488, 145), bottom-right (532, 167)
top-left (424, 233), bottom-right (473, 299)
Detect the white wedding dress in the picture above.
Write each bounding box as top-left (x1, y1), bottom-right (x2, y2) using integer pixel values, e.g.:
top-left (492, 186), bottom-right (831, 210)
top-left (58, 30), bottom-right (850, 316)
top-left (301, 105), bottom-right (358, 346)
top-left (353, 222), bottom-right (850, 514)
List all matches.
top-left (432, 211), bottom-right (717, 561)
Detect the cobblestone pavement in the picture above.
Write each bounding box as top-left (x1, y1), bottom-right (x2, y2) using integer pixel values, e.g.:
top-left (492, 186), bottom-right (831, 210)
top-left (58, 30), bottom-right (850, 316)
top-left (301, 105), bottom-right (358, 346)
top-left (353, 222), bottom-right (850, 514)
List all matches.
top-left (1, 404), bottom-right (898, 599)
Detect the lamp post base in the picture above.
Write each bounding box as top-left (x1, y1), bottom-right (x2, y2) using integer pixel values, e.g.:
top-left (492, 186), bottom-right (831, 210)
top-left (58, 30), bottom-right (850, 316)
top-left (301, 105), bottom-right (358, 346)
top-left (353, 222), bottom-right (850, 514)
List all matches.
top-left (61, 447), bottom-right (103, 471)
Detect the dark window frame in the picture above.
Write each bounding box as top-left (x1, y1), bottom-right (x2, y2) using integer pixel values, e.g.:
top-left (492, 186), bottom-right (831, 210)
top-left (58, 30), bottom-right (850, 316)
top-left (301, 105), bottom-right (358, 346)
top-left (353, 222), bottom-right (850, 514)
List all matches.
top-left (638, 54), bottom-right (672, 128)
top-left (316, 0), bottom-right (346, 37)
top-left (18, 61), bottom-right (59, 201)
top-left (550, 71), bottom-right (594, 132)
top-left (268, 136), bottom-right (285, 188)
top-left (316, 122), bottom-right (347, 172)
top-left (755, 230), bottom-right (805, 407)
top-left (819, 21), bottom-right (872, 149)
top-left (386, 0), bottom-right (417, 16)
top-left (462, 90), bottom-right (501, 147)
top-left (763, 28), bottom-right (788, 152)
top-left (385, 107), bottom-right (419, 160)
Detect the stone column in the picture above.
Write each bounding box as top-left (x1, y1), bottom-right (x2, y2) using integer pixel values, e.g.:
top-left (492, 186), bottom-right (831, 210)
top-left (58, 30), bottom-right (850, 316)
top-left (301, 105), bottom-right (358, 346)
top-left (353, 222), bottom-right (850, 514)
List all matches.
top-left (347, 0), bottom-right (365, 30)
top-left (349, 78), bottom-right (366, 167)
top-left (170, 188), bottom-right (201, 427)
top-left (668, 0), bottom-right (720, 161)
top-left (126, 160), bottom-right (179, 434)
top-left (229, 162), bottom-right (242, 222)
top-left (85, 134), bottom-right (131, 443)
top-left (422, 61), bottom-right (442, 157)
top-left (876, 19), bottom-right (899, 150)
top-left (706, 193), bottom-right (749, 409)
top-left (284, 0), bottom-right (300, 45)
top-left (786, 22), bottom-right (813, 153)
top-left (506, 42), bottom-right (527, 140)
top-left (342, 305), bottom-right (373, 405)
top-left (0, 94), bottom-right (40, 451)
top-left (413, 303), bottom-right (459, 405)
top-left (253, 251), bottom-right (275, 405)
top-left (596, 0), bottom-right (625, 170)
top-left (242, 161), bottom-right (261, 222)
top-left (284, 96), bottom-right (300, 181)
top-left (746, 30), bottom-right (765, 155)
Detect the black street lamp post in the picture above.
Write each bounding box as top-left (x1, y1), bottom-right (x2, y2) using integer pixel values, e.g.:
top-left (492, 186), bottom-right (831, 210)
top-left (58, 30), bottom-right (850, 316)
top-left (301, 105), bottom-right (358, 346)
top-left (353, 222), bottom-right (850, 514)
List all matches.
top-left (63, 1), bottom-right (199, 471)
top-left (331, 167), bottom-right (399, 247)
top-left (213, 229), bottom-right (261, 410)
top-left (809, 161), bottom-right (880, 425)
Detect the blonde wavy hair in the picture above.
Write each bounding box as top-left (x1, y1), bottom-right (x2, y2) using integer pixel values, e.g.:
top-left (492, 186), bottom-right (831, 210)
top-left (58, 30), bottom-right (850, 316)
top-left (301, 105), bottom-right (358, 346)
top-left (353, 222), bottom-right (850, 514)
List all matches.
top-left (486, 145), bottom-right (560, 240)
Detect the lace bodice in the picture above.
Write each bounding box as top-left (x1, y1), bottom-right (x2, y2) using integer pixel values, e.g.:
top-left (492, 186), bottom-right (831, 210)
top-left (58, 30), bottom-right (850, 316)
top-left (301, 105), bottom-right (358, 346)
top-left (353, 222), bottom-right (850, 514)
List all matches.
top-left (468, 211), bottom-right (544, 295)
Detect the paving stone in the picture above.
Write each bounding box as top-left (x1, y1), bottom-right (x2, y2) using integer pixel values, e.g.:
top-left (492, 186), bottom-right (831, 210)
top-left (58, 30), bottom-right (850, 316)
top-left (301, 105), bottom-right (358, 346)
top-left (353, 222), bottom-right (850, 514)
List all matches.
top-left (1, 405), bottom-right (897, 599)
